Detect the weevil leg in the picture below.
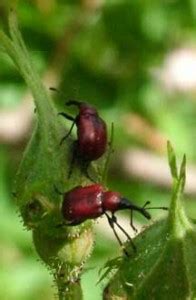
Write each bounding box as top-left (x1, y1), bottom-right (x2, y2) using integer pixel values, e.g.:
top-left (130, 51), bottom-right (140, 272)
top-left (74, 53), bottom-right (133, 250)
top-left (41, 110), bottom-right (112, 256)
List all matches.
top-left (58, 112), bottom-right (75, 122)
top-left (130, 210), bottom-right (138, 233)
top-left (111, 213), bottom-right (136, 252)
top-left (81, 160), bottom-right (96, 183)
top-left (105, 212), bottom-right (131, 257)
top-left (58, 113), bottom-right (76, 145)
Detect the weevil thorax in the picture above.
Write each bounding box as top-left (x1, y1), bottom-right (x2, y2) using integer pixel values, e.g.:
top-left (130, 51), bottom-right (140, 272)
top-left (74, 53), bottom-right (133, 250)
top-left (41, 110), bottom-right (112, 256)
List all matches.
top-left (102, 191), bottom-right (121, 213)
top-left (79, 103), bottom-right (98, 117)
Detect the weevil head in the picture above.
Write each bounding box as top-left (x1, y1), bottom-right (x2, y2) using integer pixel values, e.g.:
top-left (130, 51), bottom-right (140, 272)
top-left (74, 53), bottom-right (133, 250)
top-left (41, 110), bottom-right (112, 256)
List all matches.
top-left (66, 100), bottom-right (98, 116)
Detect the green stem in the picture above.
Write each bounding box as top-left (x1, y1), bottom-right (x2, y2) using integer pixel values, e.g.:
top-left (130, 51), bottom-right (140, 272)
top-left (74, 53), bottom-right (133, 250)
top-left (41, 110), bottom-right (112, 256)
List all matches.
top-left (57, 281), bottom-right (83, 300)
top-left (0, 10), bottom-right (94, 300)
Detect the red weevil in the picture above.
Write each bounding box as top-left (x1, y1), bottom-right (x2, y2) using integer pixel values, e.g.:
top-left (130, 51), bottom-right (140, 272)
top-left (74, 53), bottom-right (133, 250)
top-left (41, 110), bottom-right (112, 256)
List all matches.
top-left (59, 184), bottom-right (167, 255)
top-left (50, 88), bottom-right (107, 181)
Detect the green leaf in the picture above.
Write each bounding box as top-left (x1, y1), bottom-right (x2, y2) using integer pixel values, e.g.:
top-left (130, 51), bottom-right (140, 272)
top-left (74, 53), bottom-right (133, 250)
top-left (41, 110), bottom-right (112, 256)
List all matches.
top-left (167, 140), bottom-right (178, 181)
top-left (103, 145), bottom-right (196, 300)
top-left (97, 256), bottom-right (122, 285)
top-left (179, 154), bottom-right (186, 192)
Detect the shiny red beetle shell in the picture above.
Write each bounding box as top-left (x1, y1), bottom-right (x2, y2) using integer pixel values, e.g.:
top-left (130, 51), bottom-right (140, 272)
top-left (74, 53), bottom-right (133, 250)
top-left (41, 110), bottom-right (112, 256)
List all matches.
top-left (62, 184), bottom-right (105, 224)
top-left (76, 104), bottom-right (107, 161)
top-left (61, 184), bottom-right (122, 225)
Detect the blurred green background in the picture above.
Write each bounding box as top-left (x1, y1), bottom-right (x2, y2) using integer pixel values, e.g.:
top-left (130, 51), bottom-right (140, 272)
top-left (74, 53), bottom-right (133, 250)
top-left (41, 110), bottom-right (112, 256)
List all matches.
top-left (0, 1), bottom-right (196, 299)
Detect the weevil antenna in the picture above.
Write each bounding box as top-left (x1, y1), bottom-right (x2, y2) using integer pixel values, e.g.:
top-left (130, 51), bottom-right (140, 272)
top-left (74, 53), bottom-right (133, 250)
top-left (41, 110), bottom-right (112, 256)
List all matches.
top-left (50, 87), bottom-right (65, 98)
top-left (50, 87), bottom-right (83, 107)
top-left (66, 99), bottom-right (83, 107)
top-left (143, 201), bottom-right (168, 211)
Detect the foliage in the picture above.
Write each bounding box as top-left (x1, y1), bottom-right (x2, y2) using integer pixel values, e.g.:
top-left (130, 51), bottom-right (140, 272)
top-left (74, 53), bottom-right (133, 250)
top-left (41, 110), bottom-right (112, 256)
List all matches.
top-left (102, 142), bottom-right (196, 299)
top-left (0, 1), bottom-right (196, 300)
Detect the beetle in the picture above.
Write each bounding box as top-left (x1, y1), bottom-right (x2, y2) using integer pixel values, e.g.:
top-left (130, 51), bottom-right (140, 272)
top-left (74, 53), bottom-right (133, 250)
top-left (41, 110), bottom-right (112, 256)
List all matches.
top-left (58, 184), bottom-right (167, 255)
top-left (50, 88), bottom-right (107, 181)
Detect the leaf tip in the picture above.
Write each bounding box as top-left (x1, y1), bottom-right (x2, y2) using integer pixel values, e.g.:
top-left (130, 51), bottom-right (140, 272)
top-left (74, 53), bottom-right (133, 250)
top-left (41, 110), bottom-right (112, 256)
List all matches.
top-left (167, 140), bottom-right (178, 180)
